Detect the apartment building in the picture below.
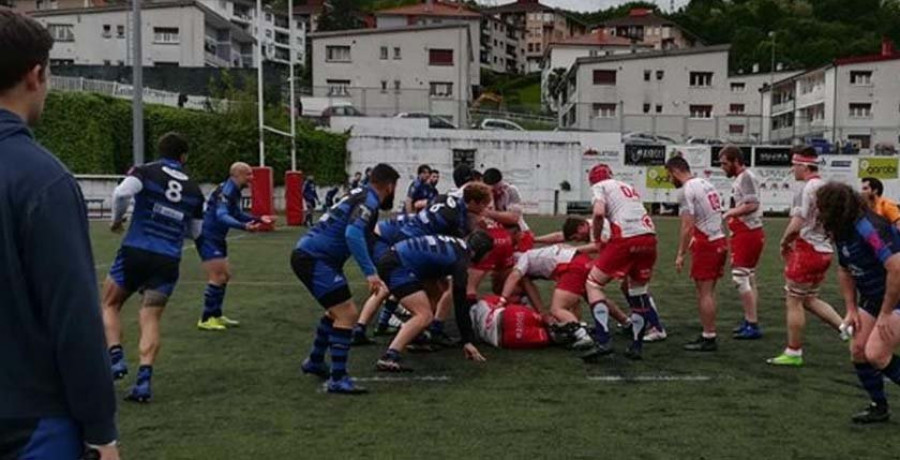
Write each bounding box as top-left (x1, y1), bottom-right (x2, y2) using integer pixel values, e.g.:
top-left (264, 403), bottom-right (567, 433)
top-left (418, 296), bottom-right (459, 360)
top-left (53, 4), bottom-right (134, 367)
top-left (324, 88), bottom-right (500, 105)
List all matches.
top-left (310, 24), bottom-right (474, 125)
top-left (9, 0), bottom-right (105, 13)
top-left (484, 0), bottom-right (587, 73)
top-left (293, 0), bottom-right (324, 34)
top-left (557, 44), bottom-right (799, 142)
top-left (595, 8), bottom-right (700, 51)
top-left (32, 0), bottom-right (254, 68)
top-left (762, 39), bottom-right (900, 151)
top-left (204, 0), bottom-right (306, 66)
top-left (481, 11), bottom-right (526, 74)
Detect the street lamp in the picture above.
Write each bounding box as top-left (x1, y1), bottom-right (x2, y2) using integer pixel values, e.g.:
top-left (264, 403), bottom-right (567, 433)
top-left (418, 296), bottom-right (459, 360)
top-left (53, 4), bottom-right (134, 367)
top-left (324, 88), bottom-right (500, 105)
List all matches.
top-left (768, 31), bottom-right (776, 87)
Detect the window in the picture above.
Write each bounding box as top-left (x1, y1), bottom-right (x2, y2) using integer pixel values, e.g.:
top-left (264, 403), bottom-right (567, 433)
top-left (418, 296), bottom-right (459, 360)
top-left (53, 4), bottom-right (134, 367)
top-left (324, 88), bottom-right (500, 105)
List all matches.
top-left (850, 71), bottom-right (872, 86)
top-left (380, 80), bottom-right (387, 93)
top-left (729, 104), bottom-right (745, 115)
top-left (429, 49), bottom-right (453, 66)
top-left (655, 104), bottom-right (662, 113)
top-left (326, 79), bottom-right (350, 96)
top-left (102, 60), bottom-right (111, 66)
top-left (689, 72), bottom-right (713, 88)
top-left (393, 80), bottom-right (401, 93)
top-left (689, 104), bottom-right (713, 119)
top-left (643, 103), bottom-right (650, 113)
top-left (730, 82), bottom-right (745, 92)
top-left (849, 103), bottom-right (872, 118)
top-left (848, 134), bottom-right (871, 149)
top-left (153, 27), bottom-right (180, 44)
top-left (102, 24), bottom-right (111, 38)
top-left (656, 70), bottom-right (664, 80)
top-left (593, 69), bottom-right (616, 85)
top-left (527, 43), bottom-right (534, 52)
top-left (326, 45), bottom-right (351, 62)
top-left (494, 39), bottom-right (498, 46)
top-left (430, 82), bottom-right (453, 98)
top-left (380, 46), bottom-right (388, 60)
top-left (265, 13), bottom-right (272, 21)
top-left (265, 30), bottom-right (272, 38)
top-left (644, 70), bottom-right (650, 81)
top-left (117, 25), bottom-right (125, 38)
top-left (50, 59), bottom-right (74, 66)
top-left (729, 124), bottom-right (745, 134)
top-left (593, 103), bottom-right (617, 118)
top-left (153, 61), bottom-right (179, 68)
top-left (393, 47), bottom-right (401, 60)
top-left (47, 24), bottom-right (74, 42)
top-left (588, 49), bottom-right (599, 57)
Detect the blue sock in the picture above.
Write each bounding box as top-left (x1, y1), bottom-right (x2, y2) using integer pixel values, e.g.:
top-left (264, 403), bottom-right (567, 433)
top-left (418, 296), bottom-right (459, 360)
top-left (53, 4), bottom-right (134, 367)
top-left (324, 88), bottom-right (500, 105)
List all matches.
top-left (353, 323), bottom-right (367, 336)
top-left (383, 348), bottom-right (401, 361)
top-left (308, 316), bottom-right (333, 364)
top-left (137, 365), bottom-right (152, 383)
top-left (202, 284), bottom-right (226, 321)
top-left (429, 319), bottom-right (445, 335)
top-left (855, 362), bottom-right (887, 406)
top-left (377, 299), bottom-right (399, 327)
top-left (591, 301), bottom-right (610, 345)
top-left (109, 345), bottom-right (124, 365)
top-left (328, 328), bottom-right (352, 381)
top-left (882, 355), bottom-right (900, 386)
top-left (640, 294), bottom-right (664, 331)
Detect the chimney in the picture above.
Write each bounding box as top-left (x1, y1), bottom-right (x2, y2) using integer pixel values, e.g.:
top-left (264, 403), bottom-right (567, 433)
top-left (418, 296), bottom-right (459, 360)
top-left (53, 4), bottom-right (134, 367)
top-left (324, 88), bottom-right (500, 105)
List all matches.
top-left (425, 0), bottom-right (433, 12)
top-left (752, 63), bottom-right (759, 73)
top-left (776, 62), bottom-right (783, 71)
top-left (883, 37), bottom-right (896, 57)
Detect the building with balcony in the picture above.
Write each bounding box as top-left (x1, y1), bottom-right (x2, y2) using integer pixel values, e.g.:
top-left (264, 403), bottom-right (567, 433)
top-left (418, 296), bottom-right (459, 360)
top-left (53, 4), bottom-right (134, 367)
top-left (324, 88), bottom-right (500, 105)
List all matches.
top-left (204, 0), bottom-right (306, 67)
top-left (8, 0), bottom-right (106, 13)
top-left (761, 39), bottom-right (900, 151)
top-left (32, 0), bottom-right (254, 68)
top-left (483, 0), bottom-right (587, 73)
top-left (310, 23), bottom-right (474, 126)
top-left (594, 8), bottom-right (701, 51)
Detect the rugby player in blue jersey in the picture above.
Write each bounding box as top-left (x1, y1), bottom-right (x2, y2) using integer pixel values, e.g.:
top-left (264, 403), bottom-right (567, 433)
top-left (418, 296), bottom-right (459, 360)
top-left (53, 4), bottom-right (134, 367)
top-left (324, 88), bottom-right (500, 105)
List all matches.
top-left (818, 183), bottom-right (900, 423)
top-left (405, 164), bottom-right (436, 213)
top-left (102, 133), bottom-right (205, 403)
top-left (291, 163), bottom-right (399, 394)
top-left (196, 162), bottom-right (276, 331)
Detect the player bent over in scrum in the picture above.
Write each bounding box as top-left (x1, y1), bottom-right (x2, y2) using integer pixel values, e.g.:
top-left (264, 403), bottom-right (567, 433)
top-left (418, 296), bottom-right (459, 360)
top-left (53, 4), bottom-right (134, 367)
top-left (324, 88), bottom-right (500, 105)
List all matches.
top-left (768, 147), bottom-right (843, 366)
top-left (292, 164), bottom-right (399, 394)
top-left (103, 133), bottom-right (204, 402)
top-left (196, 162), bottom-right (276, 331)
top-left (819, 183), bottom-right (900, 423)
top-left (498, 243), bottom-right (594, 350)
top-left (375, 233), bottom-right (495, 371)
top-left (581, 164), bottom-right (661, 361)
top-left (667, 156), bottom-right (727, 352)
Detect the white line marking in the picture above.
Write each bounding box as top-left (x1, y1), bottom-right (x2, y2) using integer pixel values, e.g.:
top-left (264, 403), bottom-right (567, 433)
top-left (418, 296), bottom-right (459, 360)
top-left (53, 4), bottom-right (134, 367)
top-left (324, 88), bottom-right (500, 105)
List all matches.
top-left (353, 375), bottom-right (452, 383)
top-left (94, 234), bottom-right (248, 270)
top-left (587, 375), bottom-right (715, 382)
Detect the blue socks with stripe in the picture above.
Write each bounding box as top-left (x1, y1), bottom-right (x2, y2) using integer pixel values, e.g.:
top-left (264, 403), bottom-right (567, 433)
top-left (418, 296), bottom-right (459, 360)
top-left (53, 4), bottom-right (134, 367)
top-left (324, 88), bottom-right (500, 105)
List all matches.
top-left (202, 283), bottom-right (226, 321)
top-left (591, 301), bottom-right (610, 345)
top-left (855, 362), bottom-right (887, 407)
top-left (308, 316), bottom-right (333, 365)
top-left (328, 328), bottom-right (353, 381)
top-left (377, 299), bottom-right (400, 328)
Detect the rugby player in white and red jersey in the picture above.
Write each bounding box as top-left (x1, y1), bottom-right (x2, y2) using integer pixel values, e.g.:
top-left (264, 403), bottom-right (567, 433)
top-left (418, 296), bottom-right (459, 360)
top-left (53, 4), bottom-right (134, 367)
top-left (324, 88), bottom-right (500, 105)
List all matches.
top-left (581, 164), bottom-right (662, 361)
top-left (719, 145), bottom-right (765, 340)
top-left (482, 168), bottom-right (535, 253)
top-left (666, 156), bottom-right (727, 352)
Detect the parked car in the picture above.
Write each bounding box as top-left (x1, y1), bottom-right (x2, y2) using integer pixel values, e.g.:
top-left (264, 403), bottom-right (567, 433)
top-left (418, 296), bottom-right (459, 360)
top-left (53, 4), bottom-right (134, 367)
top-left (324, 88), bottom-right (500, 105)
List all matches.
top-left (478, 118), bottom-right (525, 131)
top-left (300, 97), bottom-right (359, 118)
top-left (622, 132), bottom-right (680, 145)
top-left (685, 137), bottom-right (725, 145)
top-left (395, 112), bottom-right (457, 129)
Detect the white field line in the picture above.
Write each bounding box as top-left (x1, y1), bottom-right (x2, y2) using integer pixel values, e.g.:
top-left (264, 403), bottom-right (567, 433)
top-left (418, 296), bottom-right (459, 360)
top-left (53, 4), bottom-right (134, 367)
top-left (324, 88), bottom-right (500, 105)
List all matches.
top-left (353, 375), bottom-right (452, 383)
top-left (94, 234), bottom-right (248, 270)
top-left (586, 375), bottom-right (719, 383)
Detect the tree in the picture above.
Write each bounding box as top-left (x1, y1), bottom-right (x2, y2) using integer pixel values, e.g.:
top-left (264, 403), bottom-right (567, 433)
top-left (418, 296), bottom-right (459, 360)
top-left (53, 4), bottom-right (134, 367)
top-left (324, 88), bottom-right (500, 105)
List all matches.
top-left (546, 67), bottom-right (568, 105)
top-left (316, 0), bottom-right (365, 31)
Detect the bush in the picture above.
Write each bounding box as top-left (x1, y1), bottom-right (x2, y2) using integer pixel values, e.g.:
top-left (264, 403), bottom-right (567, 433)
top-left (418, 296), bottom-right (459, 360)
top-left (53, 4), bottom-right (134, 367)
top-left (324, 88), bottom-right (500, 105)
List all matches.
top-left (33, 92), bottom-right (349, 185)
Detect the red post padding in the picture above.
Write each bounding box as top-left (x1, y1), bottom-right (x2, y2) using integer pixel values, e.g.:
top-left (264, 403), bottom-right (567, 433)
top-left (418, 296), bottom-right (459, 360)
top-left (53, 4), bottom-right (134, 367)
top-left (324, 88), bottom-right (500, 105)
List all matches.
top-left (250, 166), bottom-right (274, 232)
top-left (285, 170), bottom-right (304, 226)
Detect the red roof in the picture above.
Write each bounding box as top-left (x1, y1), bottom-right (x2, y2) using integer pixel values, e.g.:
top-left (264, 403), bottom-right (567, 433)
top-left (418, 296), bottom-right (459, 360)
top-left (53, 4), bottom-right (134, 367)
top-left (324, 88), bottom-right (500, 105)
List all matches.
top-left (376, 1), bottom-right (481, 18)
top-left (834, 39), bottom-right (900, 66)
top-left (550, 29), bottom-right (645, 47)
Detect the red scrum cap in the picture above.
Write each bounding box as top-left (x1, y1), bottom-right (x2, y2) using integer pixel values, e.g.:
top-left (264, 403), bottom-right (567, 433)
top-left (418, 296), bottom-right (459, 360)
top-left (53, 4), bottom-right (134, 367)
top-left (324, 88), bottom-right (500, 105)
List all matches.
top-left (588, 163), bottom-right (613, 185)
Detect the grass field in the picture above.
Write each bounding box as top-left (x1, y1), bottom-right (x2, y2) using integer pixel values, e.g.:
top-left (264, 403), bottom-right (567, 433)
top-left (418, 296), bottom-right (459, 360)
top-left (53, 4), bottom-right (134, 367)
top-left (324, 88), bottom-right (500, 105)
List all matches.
top-left (91, 216), bottom-right (900, 459)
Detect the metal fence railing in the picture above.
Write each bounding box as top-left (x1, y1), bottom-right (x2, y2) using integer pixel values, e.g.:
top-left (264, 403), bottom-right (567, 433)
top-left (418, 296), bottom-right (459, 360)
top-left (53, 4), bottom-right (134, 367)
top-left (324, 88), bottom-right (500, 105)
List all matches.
top-left (49, 75), bottom-right (219, 111)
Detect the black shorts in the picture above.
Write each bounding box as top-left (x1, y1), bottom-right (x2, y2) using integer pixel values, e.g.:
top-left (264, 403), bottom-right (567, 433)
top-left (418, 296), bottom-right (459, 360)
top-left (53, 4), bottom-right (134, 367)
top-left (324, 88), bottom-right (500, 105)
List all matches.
top-left (291, 249), bottom-right (352, 309)
top-left (376, 250), bottom-right (423, 301)
top-left (108, 247), bottom-right (180, 297)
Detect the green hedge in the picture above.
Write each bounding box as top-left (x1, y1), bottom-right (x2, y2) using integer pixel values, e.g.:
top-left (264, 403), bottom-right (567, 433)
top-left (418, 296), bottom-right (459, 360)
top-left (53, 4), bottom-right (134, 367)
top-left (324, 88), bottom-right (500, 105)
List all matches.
top-left (34, 92), bottom-right (349, 185)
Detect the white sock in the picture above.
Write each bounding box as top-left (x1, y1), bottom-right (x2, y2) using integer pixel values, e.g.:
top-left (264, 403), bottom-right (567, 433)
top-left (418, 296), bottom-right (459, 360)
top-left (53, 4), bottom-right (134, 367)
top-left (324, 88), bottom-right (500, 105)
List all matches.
top-left (701, 332), bottom-right (717, 339)
top-left (784, 347), bottom-right (802, 357)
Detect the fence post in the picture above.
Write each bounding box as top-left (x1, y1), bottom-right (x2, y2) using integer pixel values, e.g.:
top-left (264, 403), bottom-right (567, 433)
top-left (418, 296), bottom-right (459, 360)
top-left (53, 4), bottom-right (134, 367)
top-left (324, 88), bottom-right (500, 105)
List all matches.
top-left (79, 77), bottom-right (85, 91)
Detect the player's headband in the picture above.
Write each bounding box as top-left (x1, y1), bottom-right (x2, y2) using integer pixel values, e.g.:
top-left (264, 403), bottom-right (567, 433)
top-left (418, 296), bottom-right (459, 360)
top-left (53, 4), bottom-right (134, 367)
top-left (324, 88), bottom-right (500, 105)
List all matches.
top-left (791, 153), bottom-right (818, 166)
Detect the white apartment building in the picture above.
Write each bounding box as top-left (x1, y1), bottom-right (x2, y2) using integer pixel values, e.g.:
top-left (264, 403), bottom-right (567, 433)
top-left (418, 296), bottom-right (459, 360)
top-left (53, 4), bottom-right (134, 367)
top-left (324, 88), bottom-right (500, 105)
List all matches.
top-left (595, 8), bottom-right (700, 51)
top-left (481, 12), bottom-right (526, 74)
top-left (762, 40), bottom-right (900, 151)
top-left (557, 44), bottom-right (799, 142)
top-left (202, 0), bottom-right (306, 66)
top-left (310, 24), bottom-right (474, 125)
top-left (33, 1), bottom-right (254, 68)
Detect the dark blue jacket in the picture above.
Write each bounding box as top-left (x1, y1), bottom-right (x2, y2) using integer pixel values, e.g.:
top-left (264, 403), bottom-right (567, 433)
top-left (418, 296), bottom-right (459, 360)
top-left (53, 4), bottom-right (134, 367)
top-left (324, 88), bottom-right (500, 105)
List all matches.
top-left (0, 110), bottom-right (117, 444)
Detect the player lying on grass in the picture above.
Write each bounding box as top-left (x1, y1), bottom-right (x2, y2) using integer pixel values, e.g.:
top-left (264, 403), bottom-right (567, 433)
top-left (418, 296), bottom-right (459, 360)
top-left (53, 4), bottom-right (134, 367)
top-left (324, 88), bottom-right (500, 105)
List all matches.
top-left (375, 233), bottom-right (495, 372)
top-left (104, 132), bottom-right (204, 403)
top-left (497, 241), bottom-right (595, 350)
top-left (667, 156), bottom-right (727, 353)
top-left (352, 184), bottom-right (493, 346)
top-left (292, 163), bottom-right (399, 394)
top-left (196, 162), bottom-right (276, 331)
top-left (768, 147), bottom-right (844, 366)
top-left (582, 164), bottom-right (662, 361)
top-left (818, 183), bottom-right (900, 424)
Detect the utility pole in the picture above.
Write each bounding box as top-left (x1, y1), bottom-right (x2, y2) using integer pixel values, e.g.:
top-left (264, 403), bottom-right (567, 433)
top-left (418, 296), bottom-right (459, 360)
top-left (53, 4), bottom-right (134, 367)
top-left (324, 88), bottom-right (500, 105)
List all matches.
top-left (769, 31), bottom-right (776, 87)
top-left (132, 0), bottom-right (144, 165)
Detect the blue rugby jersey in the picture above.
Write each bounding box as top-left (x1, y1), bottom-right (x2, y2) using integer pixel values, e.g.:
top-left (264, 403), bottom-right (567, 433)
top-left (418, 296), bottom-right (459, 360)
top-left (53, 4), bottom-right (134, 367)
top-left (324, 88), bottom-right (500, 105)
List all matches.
top-left (407, 178), bottom-right (435, 203)
top-left (378, 194), bottom-right (470, 245)
top-left (121, 160), bottom-right (204, 259)
top-left (837, 213), bottom-right (900, 311)
top-left (201, 178), bottom-right (256, 241)
top-left (297, 186), bottom-right (381, 276)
